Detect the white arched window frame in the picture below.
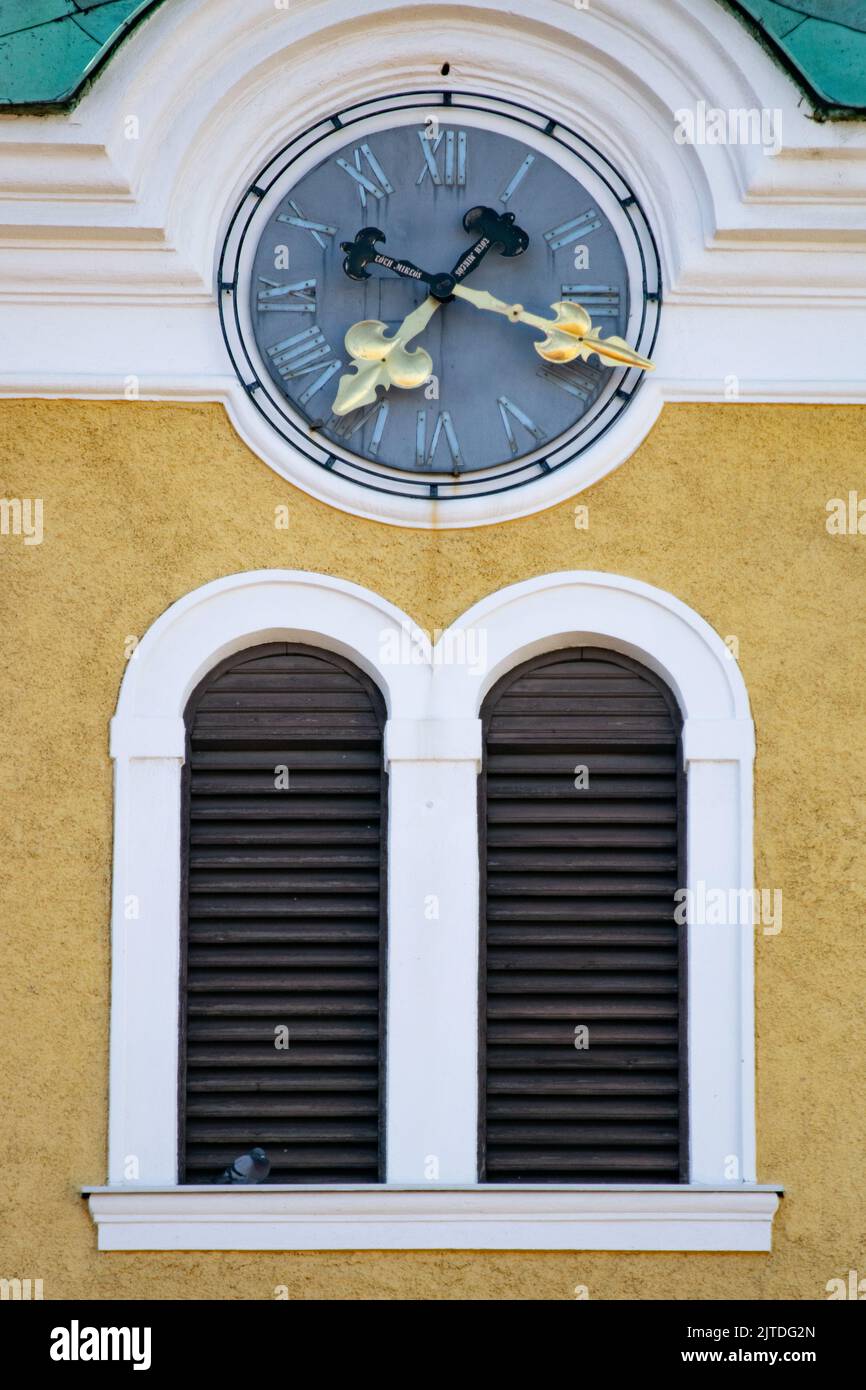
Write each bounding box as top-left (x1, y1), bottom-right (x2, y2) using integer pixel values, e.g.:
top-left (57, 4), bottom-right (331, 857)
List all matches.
top-left (87, 570), bottom-right (780, 1251)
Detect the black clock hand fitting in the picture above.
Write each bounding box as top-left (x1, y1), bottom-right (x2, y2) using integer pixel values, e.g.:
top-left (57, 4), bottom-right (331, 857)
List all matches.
top-left (341, 208), bottom-right (529, 302)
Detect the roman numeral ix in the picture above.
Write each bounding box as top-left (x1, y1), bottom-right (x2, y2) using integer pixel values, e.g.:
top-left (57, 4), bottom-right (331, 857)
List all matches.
top-left (256, 277), bottom-right (317, 314)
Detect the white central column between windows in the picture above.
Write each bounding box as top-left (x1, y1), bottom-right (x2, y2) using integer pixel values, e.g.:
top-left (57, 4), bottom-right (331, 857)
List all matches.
top-left (384, 718), bottom-right (483, 1184)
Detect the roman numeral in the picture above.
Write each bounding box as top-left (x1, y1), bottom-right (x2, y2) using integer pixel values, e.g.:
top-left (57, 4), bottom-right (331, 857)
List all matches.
top-left (256, 277), bottom-right (317, 314)
top-left (497, 397), bottom-right (547, 456)
top-left (499, 154), bottom-right (536, 203)
top-left (543, 209), bottom-right (602, 250)
top-left (416, 409), bottom-right (462, 471)
top-left (266, 326), bottom-right (342, 405)
top-left (276, 200), bottom-right (337, 249)
top-left (336, 145), bottom-right (394, 207)
top-left (416, 129), bottom-right (467, 187)
top-left (560, 284), bottom-right (622, 320)
top-left (537, 358), bottom-right (604, 402)
top-left (327, 400), bottom-right (389, 456)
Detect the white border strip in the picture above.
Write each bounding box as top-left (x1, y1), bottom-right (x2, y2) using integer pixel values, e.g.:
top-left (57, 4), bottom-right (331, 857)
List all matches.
top-left (84, 1185), bottom-right (781, 1252)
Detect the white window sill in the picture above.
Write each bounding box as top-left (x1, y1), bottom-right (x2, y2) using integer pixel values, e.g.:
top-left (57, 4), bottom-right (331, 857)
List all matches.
top-left (84, 1184), bottom-right (782, 1252)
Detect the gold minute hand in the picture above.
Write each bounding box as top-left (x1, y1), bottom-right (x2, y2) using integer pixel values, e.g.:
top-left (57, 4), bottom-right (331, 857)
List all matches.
top-left (332, 295), bottom-right (441, 416)
top-left (450, 283), bottom-right (655, 372)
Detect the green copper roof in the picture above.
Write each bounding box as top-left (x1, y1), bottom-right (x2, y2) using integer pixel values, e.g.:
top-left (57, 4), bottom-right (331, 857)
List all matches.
top-left (720, 2), bottom-right (866, 114)
top-left (0, 0), bottom-right (863, 115)
top-left (0, 1), bottom-right (163, 108)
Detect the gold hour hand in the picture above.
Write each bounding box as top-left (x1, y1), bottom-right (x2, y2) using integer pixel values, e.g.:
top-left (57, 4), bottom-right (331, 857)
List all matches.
top-left (332, 295), bottom-right (441, 416)
top-left (451, 283), bottom-right (655, 372)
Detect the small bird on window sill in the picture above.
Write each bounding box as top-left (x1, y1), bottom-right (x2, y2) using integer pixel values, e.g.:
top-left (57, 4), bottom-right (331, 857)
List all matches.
top-left (216, 1147), bottom-right (271, 1184)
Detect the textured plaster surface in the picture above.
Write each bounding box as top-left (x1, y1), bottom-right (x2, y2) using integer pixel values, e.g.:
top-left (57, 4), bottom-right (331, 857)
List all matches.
top-left (0, 399), bottom-right (864, 1300)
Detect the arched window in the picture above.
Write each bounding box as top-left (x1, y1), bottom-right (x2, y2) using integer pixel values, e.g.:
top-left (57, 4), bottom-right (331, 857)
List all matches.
top-left (179, 643), bottom-right (387, 1184)
top-left (479, 648), bottom-right (686, 1184)
top-left (94, 571), bottom-right (776, 1251)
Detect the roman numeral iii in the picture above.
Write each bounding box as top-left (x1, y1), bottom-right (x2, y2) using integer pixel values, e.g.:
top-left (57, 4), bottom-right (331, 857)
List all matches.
top-left (560, 284), bottom-right (622, 320)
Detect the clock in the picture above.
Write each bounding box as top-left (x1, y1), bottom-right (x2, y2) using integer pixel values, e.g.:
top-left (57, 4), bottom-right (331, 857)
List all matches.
top-left (219, 92), bottom-right (661, 503)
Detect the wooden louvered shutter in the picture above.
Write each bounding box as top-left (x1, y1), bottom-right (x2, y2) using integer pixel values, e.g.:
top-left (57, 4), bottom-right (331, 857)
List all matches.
top-left (179, 643), bottom-right (386, 1184)
top-left (479, 648), bottom-right (687, 1184)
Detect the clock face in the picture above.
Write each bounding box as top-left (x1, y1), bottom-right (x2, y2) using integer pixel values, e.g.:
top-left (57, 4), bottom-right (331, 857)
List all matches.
top-left (221, 94), bottom-right (661, 502)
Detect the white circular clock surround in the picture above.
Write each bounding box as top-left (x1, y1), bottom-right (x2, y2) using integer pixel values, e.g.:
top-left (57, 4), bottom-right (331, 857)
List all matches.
top-left (219, 90), bottom-right (662, 522)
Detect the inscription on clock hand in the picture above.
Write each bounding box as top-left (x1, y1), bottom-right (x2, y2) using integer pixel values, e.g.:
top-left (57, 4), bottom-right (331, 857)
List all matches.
top-left (340, 207), bottom-right (529, 301)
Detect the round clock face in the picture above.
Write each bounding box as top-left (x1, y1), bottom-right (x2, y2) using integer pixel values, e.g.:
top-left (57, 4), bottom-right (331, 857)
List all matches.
top-left (221, 94), bottom-right (661, 502)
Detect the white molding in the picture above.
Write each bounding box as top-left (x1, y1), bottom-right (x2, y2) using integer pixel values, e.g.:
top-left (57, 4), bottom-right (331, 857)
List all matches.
top-left (662, 379), bottom-right (866, 405)
top-left (85, 1185), bottom-right (781, 1252)
top-left (682, 719), bottom-right (756, 763)
top-left (1, 0), bottom-right (864, 295)
top-left (0, 0), bottom-right (864, 525)
top-left (107, 567), bottom-right (758, 1211)
top-left (109, 716), bottom-right (186, 760)
top-left (384, 718), bottom-right (483, 768)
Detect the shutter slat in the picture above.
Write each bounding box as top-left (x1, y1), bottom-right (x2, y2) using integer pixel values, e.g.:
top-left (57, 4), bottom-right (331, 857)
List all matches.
top-left (190, 851), bottom-right (380, 870)
top-left (190, 774), bottom-right (382, 794)
top-left (487, 777), bottom-right (677, 799)
top-left (188, 896), bottom-right (379, 917)
top-left (487, 802), bottom-right (677, 823)
top-left (486, 1151), bottom-right (679, 1172)
top-left (190, 798), bottom-right (381, 820)
top-left (188, 923), bottom-right (380, 943)
top-left (487, 1074), bottom-right (680, 1094)
top-left (488, 925), bottom-right (676, 945)
top-left (197, 692), bottom-right (375, 711)
top-left (488, 1097), bottom-right (678, 1118)
top-left (187, 1096), bottom-right (378, 1116)
top-left (188, 945), bottom-right (378, 967)
top-left (188, 1069), bottom-right (378, 1090)
top-left (481, 649), bottom-right (686, 1184)
top-left (188, 872), bottom-right (380, 893)
top-left (488, 998), bottom-right (679, 1018)
top-left (488, 826), bottom-right (676, 846)
top-left (181, 643), bottom-right (385, 1185)
top-left (190, 824), bottom-right (380, 845)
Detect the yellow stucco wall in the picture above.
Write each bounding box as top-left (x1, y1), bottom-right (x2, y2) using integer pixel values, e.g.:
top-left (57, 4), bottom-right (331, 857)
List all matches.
top-left (1, 398), bottom-right (864, 1300)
